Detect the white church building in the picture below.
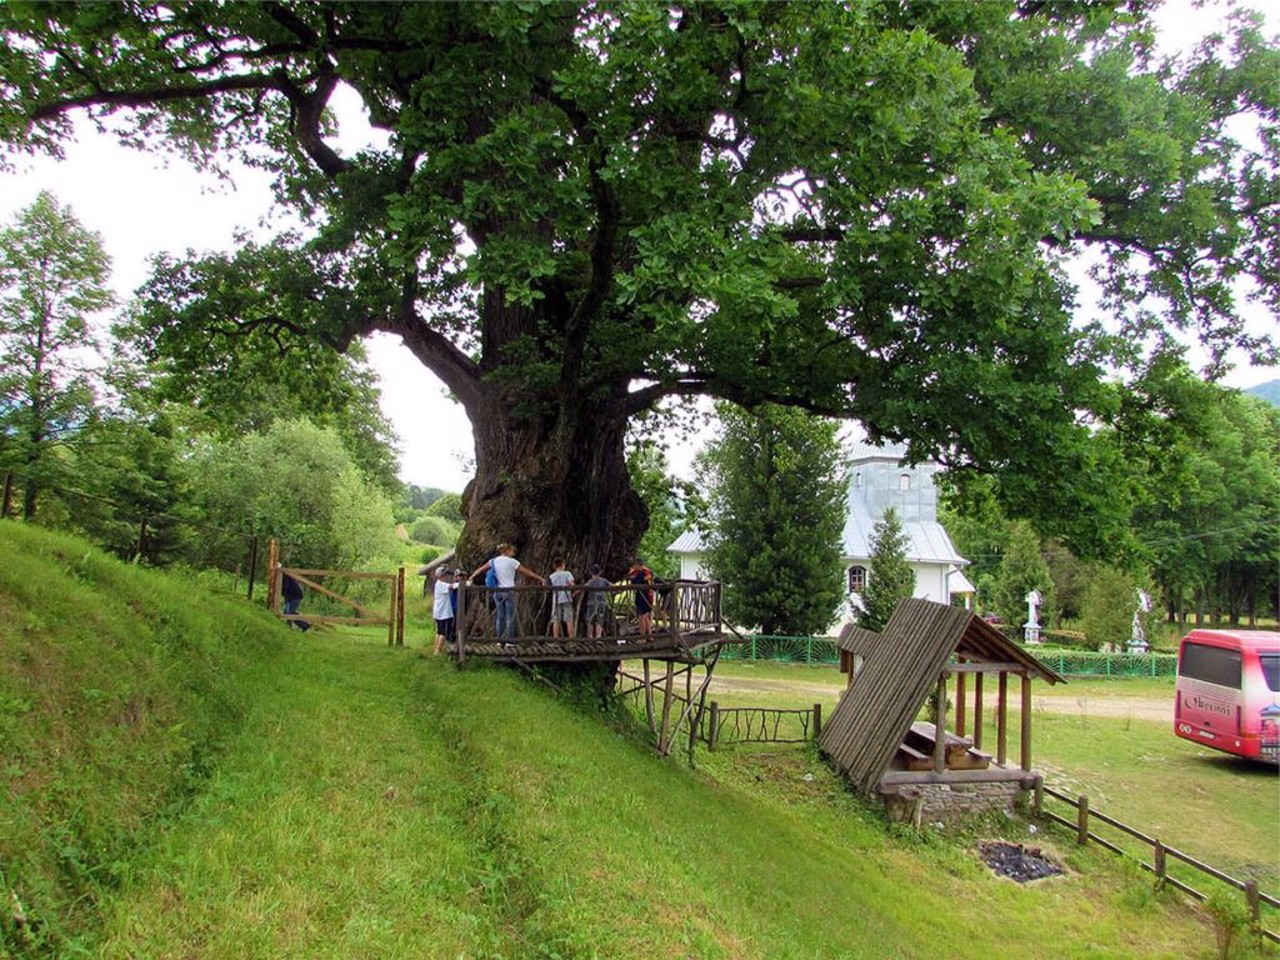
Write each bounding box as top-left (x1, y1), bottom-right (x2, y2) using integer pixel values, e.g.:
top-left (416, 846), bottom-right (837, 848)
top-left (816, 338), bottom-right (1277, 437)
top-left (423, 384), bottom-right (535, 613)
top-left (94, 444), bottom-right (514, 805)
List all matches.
top-left (667, 440), bottom-right (973, 612)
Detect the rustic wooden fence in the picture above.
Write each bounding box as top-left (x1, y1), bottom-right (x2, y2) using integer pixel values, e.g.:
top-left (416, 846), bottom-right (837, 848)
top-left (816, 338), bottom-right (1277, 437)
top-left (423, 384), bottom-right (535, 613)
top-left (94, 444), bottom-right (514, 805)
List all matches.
top-left (703, 701), bottom-right (824, 749)
top-left (267, 539), bottom-right (406, 646)
top-left (1035, 783), bottom-right (1278, 943)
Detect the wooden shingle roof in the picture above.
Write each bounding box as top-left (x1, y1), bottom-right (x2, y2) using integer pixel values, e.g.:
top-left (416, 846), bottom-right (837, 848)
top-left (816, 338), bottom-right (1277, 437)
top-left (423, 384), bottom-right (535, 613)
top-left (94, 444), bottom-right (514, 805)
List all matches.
top-left (819, 598), bottom-right (1061, 795)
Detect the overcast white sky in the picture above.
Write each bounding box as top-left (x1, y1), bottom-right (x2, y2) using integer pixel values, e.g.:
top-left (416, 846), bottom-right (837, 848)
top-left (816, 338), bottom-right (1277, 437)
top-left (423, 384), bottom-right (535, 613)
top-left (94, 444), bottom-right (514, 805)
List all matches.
top-left (1, 1), bottom-right (1274, 493)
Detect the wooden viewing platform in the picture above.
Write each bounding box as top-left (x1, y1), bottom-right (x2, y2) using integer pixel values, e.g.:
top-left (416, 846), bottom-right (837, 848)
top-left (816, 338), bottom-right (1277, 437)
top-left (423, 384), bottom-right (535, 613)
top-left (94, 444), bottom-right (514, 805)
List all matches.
top-left (452, 579), bottom-right (736, 756)
top-left (452, 579), bottom-right (732, 666)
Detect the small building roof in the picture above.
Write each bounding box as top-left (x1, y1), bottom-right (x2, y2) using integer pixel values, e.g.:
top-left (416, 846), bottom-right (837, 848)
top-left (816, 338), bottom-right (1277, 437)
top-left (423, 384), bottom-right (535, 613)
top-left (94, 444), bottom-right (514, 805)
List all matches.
top-left (819, 598), bottom-right (1061, 795)
top-left (667, 529), bottom-right (708, 554)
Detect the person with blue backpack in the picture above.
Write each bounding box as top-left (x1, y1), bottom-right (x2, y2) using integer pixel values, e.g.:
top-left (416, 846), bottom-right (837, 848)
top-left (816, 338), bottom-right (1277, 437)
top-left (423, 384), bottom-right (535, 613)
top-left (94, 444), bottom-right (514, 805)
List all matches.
top-left (469, 543), bottom-right (545, 640)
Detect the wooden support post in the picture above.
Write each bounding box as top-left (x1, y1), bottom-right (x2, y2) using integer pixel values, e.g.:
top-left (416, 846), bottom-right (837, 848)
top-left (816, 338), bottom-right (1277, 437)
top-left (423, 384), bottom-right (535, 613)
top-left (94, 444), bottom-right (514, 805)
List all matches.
top-left (1246, 880), bottom-right (1261, 930)
top-left (709, 701), bottom-right (720, 751)
top-left (955, 669), bottom-right (967, 738)
top-left (996, 671), bottom-right (1009, 766)
top-left (387, 571), bottom-right (397, 647)
top-left (1033, 775), bottom-right (1043, 815)
top-left (669, 581), bottom-right (680, 643)
top-left (1076, 795), bottom-right (1090, 845)
top-left (1154, 839), bottom-right (1166, 883)
top-left (395, 566), bottom-right (406, 646)
top-left (812, 702), bottom-right (822, 741)
top-left (658, 660), bottom-right (676, 754)
top-left (933, 674), bottom-right (948, 774)
top-left (973, 671), bottom-right (985, 750)
top-left (1020, 673), bottom-right (1033, 771)
top-left (246, 535), bottom-right (259, 602)
top-left (644, 659), bottom-right (655, 733)
top-left (267, 538), bottom-right (280, 613)
top-left (457, 583), bottom-right (467, 667)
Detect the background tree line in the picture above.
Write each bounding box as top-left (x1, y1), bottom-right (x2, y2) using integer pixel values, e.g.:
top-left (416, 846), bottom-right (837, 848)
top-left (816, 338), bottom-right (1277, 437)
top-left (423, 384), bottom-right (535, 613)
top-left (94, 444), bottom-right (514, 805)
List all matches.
top-left (0, 192), bottom-right (454, 580)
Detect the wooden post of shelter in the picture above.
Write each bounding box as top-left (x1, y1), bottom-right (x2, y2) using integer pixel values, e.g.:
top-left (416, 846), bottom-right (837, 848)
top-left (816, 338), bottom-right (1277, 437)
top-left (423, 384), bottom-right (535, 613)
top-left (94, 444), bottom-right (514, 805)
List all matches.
top-left (955, 668), bottom-right (967, 738)
top-left (812, 702), bottom-right (822, 740)
top-left (1020, 673), bottom-right (1033, 771)
top-left (933, 674), bottom-right (948, 774)
top-left (267, 538), bottom-right (280, 612)
top-left (996, 671), bottom-right (1009, 766)
top-left (973, 671), bottom-right (985, 750)
top-left (395, 566), bottom-right (406, 646)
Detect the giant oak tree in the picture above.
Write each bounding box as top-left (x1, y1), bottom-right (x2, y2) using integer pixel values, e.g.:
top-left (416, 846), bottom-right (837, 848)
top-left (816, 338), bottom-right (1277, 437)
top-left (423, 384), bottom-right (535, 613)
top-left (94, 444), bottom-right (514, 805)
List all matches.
top-left (3, 2), bottom-right (1276, 573)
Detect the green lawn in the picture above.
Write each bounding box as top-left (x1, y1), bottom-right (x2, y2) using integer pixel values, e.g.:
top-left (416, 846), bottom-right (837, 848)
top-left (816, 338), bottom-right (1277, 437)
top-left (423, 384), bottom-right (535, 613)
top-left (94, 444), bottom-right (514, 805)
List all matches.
top-left (708, 660), bottom-right (1279, 895)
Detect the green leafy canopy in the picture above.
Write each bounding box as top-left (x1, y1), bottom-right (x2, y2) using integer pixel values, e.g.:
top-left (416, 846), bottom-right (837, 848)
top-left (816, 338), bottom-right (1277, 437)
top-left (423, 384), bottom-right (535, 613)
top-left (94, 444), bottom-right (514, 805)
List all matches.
top-left (3, 2), bottom-right (1276, 558)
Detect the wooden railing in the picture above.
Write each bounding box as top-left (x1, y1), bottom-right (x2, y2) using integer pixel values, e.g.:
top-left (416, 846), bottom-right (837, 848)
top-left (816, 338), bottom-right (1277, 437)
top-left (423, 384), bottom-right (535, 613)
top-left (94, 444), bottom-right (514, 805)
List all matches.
top-left (455, 579), bottom-right (721, 653)
top-left (1036, 784), bottom-right (1278, 943)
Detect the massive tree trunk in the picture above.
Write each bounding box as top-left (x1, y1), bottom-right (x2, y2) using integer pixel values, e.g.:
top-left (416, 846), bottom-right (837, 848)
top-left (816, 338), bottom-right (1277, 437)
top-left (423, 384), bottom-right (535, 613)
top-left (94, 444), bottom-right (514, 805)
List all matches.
top-left (456, 385), bottom-right (648, 581)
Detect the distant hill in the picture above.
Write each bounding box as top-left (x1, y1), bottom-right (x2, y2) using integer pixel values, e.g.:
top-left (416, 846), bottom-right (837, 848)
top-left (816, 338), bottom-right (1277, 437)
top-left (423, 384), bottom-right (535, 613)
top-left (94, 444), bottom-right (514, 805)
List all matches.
top-left (1245, 378), bottom-right (1280, 406)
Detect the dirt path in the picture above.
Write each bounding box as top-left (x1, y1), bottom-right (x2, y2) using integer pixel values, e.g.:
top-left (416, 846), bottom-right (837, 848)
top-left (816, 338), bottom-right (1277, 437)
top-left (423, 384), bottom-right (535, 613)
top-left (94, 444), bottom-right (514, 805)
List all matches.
top-left (706, 675), bottom-right (1173, 723)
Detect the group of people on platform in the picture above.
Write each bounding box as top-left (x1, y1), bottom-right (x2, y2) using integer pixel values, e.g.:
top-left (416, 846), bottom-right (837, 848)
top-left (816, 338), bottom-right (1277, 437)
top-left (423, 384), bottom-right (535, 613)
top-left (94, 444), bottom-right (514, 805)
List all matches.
top-left (431, 544), bottom-right (656, 653)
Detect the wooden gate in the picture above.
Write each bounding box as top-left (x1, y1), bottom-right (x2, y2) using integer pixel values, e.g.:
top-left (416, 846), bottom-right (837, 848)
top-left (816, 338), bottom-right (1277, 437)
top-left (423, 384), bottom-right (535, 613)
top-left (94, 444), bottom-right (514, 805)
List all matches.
top-left (266, 539), bottom-right (406, 646)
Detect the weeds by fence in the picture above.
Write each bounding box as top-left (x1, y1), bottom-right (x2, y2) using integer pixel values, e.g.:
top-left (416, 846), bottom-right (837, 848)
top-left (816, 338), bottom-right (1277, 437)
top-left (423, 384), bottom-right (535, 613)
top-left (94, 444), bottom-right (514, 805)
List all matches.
top-left (1036, 783), bottom-right (1278, 944)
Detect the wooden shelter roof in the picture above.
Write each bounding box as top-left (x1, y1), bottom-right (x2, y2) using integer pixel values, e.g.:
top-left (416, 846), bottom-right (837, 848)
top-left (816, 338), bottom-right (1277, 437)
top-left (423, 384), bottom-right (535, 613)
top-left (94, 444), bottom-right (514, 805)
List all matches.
top-left (819, 598), bottom-right (1061, 795)
top-left (834, 623), bottom-right (881, 655)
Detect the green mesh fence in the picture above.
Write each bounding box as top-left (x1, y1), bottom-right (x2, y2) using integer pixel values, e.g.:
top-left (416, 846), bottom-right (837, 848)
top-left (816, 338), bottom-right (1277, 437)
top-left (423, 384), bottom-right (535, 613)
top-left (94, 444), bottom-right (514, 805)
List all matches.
top-left (1033, 650), bottom-right (1177, 678)
top-left (721, 635), bottom-right (841, 665)
top-left (722, 635), bottom-right (1176, 679)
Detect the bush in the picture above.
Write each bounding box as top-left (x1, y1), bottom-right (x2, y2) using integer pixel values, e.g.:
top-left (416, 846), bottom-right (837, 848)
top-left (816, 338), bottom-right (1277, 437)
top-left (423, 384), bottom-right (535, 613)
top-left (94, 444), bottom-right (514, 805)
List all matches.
top-left (411, 515), bottom-right (456, 546)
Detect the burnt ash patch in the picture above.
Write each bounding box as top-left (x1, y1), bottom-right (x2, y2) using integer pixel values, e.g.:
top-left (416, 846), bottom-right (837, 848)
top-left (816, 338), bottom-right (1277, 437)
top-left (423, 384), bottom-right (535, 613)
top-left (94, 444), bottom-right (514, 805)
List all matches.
top-left (979, 841), bottom-right (1063, 883)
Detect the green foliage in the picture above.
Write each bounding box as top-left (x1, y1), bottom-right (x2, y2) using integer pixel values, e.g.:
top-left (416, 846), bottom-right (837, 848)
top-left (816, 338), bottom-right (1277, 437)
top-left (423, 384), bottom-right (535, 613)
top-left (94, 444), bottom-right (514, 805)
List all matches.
top-left (0, 521), bottom-right (287, 955)
top-left (1080, 566), bottom-right (1142, 652)
top-left (188, 418), bottom-right (398, 571)
top-left (4, 3), bottom-right (1275, 568)
top-left (0, 191), bottom-right (114, 519)
top-left (627, 442), bottom-right (697, 580)
top-left (411, 515), bottom-right (458, 548)
top-left (115, 241), bottom-right (401, 493)
top-left (701, 403), bottom-right (845, 635)
top-left (991, 521), bottom-right (1055, 628)
top-left (423, 492), bottom-right (464, 526)
top-left (1115, 358), bottom-right (1280, 624)
top-left (858, 507), bottom-right (915, 632)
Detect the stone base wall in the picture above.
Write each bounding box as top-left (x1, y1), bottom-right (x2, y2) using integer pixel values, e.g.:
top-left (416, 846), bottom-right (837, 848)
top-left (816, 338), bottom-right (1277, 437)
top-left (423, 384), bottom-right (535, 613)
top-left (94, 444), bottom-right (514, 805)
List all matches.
top-left (881, 781), bottom-right (1025, 826)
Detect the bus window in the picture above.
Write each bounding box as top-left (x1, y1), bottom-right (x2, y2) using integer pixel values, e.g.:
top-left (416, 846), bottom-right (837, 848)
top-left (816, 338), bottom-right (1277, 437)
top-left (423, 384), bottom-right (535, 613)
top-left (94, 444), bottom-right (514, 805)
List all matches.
top-left (1179, 642), bottom-right (1242, 688)
top-left (1261, 654), bottom-right (1280, 694)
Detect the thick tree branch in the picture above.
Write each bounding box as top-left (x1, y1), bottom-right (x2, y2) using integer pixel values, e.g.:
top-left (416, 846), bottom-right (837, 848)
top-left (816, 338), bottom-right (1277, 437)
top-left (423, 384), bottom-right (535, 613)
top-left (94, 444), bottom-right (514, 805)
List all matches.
top-left (32, 73), bottom-right (283, 121)
top-left (381, 274), bottom-right (484, 414)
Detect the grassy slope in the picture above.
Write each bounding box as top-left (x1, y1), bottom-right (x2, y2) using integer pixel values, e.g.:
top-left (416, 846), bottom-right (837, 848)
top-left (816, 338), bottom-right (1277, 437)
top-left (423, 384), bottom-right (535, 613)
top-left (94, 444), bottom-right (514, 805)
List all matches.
top-left (0, 521), bottom-right (289, 955)
top-left (2, 526), bottom-right (1224, 958)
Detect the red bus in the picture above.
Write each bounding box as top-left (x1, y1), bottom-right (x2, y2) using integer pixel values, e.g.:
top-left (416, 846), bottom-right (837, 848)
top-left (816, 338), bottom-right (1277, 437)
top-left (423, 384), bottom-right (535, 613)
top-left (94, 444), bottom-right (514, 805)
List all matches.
top-left (1174, 629), bottom-right (1280, 765)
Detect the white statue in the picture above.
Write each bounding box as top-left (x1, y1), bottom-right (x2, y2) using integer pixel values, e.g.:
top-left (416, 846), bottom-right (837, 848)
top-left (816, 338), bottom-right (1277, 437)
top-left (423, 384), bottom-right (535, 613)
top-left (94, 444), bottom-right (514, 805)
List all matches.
top-left (1023, 588), bottom-right (1043, 645)
top-left (1128, 589), bottom-right (1152, 653)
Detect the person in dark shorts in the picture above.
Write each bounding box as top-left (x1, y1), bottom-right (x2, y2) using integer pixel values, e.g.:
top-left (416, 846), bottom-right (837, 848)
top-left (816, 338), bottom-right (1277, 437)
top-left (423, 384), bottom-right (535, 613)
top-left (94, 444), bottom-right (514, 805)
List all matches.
top-left (584, 563), bottom-right (611, 639)
top-left (628, 559), bottom-right (654, 639)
